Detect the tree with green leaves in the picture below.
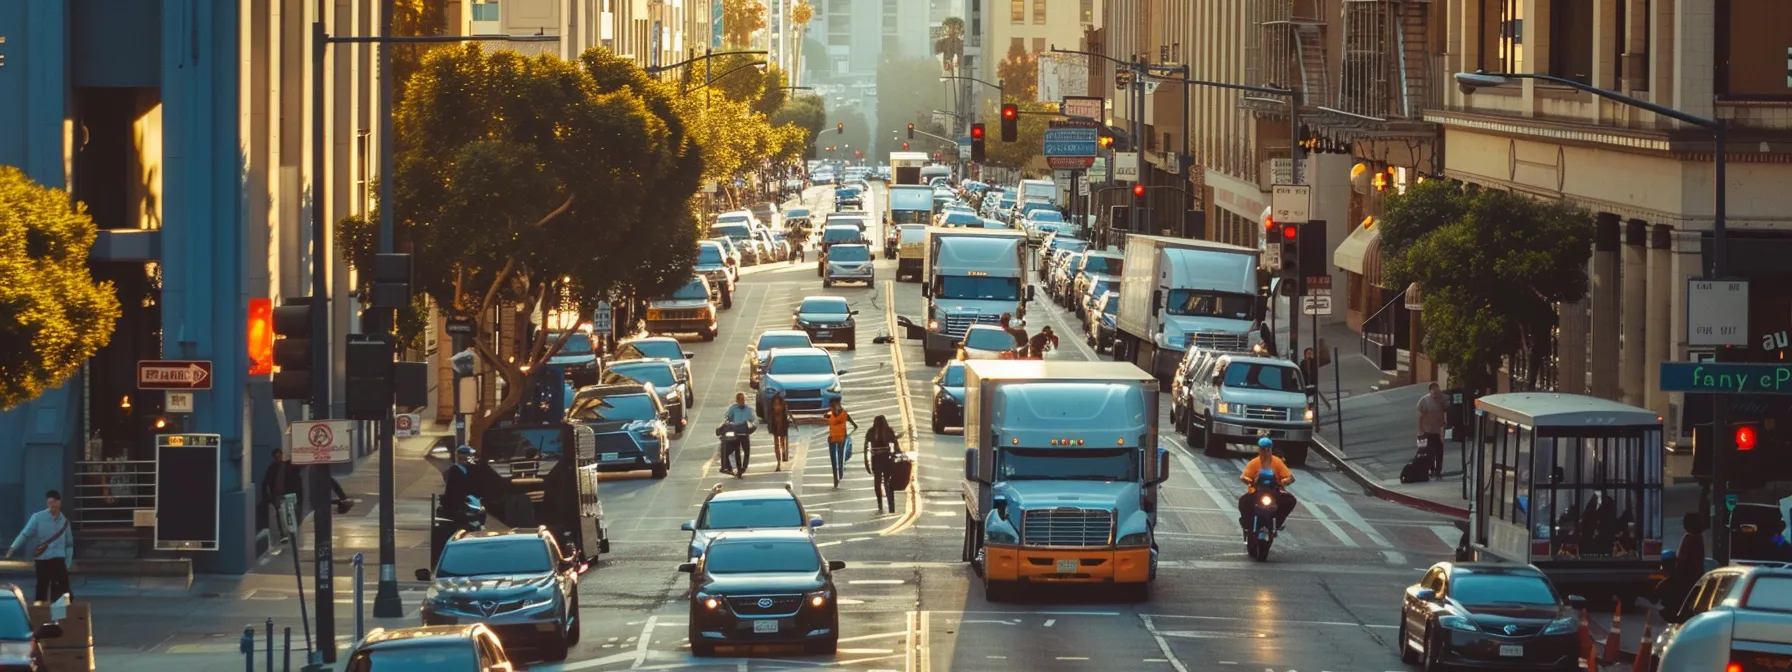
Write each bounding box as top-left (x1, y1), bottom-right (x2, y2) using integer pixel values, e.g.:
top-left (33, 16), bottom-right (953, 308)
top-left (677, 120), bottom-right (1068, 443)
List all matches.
top-left (996, 42), bottom-right (1039, 101)
top-left (339, 45), bottom-right (701, 448)
top-left (1382, 180), bottom-right (1594, 391)
top-left (722, 0), bottom-right (767, 49)
top-left (935, 17), bottom-right (965, 73)
top-left (772, 94), bottom-right (827, 157)
top-left (754, 66), bottom-right (791, 116)
top-left (981, 98), bottom-right (1055, 169)
top-left (0, 166), bottom-right (121, 410)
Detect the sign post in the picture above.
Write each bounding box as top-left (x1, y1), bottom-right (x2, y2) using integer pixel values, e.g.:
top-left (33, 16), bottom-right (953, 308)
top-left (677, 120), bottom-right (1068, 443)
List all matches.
top-left (1687, 279), bottom-right (1748, 346)
top-left (1270, 185), bottom-right (1311, 224)
top-left (1114, 152), bottom-right (1140, 183)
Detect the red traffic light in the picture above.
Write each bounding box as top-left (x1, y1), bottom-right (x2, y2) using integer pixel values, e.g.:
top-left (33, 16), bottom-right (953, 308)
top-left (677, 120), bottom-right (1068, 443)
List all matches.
top-left (1737, 425), bottom-right (1758, 451)
top-left (902, 142), bottom-right (909, 150)
top-left (836, 122), bottom-right (844, 134)
top-left (1282, 223), bottom-right (1298, 239)
top-left (1002, 104), bottom-right (1017, 120)
top-left (1132, 184), bottom-right (1146, 197)
top-left (971, 125), bottom-right (985, 139)
top-left (1264, 215), bottom-right (1276, 231)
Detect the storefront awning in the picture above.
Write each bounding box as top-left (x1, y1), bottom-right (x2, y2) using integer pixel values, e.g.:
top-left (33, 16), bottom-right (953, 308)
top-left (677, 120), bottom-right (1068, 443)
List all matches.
top-left (1334, 221), bottom-right (1380, 276)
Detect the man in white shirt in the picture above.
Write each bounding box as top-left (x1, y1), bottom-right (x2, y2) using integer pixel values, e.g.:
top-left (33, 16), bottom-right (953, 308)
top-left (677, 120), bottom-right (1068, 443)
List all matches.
top-left (6, 490), bottom-right (75, 604)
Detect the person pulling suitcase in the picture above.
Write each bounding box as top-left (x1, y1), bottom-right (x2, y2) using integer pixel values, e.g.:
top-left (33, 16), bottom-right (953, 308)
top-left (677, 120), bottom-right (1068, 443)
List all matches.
top-left (863, 415), bottom-right (903, 514)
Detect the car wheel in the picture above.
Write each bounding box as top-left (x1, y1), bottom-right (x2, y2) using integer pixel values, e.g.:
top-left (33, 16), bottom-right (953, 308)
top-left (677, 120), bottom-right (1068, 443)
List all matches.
top-left (652, 460), bottom-right (669, 479)
top-left (1398, 618), bottom-right (1418, 664)
top-left (846, 329), bottom-right (857, 350)
top-left (541, 634), bottom-right (570, 661)
top-left (823, 278), bottom-right (833, 288)
top-left (566, 594), bottom-right (582, 644)
top-left (932, 401), bottom-right (946, 434)
top-left (1420, 625), bottom-right (1443, 672)
top-left (1202, 414), bottom-right (1225, 457)
top-left (701, 328), bottom-right (717, 342)
top-left (1283, 443), bottom-right (1310, 467)
top-left (805, 634), bottom-right (838, 655)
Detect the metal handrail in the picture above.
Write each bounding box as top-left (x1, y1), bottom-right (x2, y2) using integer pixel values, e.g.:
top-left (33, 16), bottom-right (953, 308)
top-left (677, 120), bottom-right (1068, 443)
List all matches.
top-left (71, 459), bottom-right (156, 531)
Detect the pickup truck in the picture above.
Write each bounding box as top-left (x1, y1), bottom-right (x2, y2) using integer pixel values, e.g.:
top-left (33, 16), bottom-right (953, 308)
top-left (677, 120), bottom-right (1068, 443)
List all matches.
top-left (1181, 352), bottom-right (1314, 465)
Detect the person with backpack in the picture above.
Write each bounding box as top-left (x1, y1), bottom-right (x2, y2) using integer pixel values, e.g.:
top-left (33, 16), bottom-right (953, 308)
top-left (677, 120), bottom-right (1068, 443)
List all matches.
top-left (5, 490), bottom-right (75, 605)
top-left (863, 416), bottom-right (904, 514)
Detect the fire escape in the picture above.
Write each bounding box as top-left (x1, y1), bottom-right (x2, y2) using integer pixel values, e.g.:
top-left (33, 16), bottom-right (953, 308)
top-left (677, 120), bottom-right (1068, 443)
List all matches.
top-left (1254, 0), bottom-right (1329, 109)
top-left (1331, 0), bottom-right (1434, 122)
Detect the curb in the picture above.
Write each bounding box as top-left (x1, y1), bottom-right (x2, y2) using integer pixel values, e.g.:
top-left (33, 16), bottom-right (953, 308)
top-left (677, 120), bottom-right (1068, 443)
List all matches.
top-left (1309, 434), bottom-right (1471, 519)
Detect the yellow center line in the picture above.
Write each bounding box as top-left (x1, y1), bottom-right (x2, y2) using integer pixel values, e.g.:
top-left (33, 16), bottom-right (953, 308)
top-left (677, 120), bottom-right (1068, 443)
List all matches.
top-left (879, 264), bottom-right (923, 536)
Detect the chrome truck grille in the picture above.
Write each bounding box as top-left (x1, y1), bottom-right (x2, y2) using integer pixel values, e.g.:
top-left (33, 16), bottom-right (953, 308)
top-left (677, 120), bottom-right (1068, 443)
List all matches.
top-left (1241, 405), bottom-right (1291, 421)
top-left (1021, 508), bottom-right (1115, 547)
top-left (943, 313), bottom-right (1002, 338)
top-left (1183, 331), bottom-right (1251, 353)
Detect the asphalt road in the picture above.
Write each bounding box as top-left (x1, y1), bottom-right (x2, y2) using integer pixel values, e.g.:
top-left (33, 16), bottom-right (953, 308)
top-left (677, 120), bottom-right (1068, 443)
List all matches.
top-left (526, 183), bottom-right (1462, 672)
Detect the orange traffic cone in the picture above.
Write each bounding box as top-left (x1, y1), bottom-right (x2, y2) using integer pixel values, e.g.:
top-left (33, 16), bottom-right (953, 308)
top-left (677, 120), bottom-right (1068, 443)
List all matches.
top-left (1603, 599), bottom-right (1625, 665)
top-left (1578, 608), bottom-right (1595, 668)
top-left (1632, 606), bottom-right (1657, 672)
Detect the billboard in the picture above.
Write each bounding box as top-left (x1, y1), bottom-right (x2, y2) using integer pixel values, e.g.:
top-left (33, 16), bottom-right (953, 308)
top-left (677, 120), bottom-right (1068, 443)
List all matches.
top-left (1038, 53), bottom-right (1091, 103)
top-left (154, 434), bottom-right (221, 551)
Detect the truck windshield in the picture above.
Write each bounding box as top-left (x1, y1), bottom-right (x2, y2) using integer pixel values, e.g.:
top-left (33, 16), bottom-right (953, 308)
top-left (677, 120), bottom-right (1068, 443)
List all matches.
top-left (889, 187), bottom-right (934, 210)
top-left (892, 210), bottom-right (931, 225)
top-left (997, 447), bottom-right (1139, 481)
top-left (1166, 290), bottom-right (1254, 320)
top-left (1223, 363), bottom-right (1304, 392)
top-left (1029, 211), bottom-right (1064, 223)
top-left (938, 276), bottom-right (1021, 301)
top-left (671, 280), bottom-right (709, 301)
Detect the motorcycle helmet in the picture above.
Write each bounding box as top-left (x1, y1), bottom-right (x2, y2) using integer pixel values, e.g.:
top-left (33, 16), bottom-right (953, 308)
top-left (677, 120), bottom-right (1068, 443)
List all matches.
top-left (1257, 437), bottom-right (1274, 450)
top-left (455, 445), bottom-right (476, 461)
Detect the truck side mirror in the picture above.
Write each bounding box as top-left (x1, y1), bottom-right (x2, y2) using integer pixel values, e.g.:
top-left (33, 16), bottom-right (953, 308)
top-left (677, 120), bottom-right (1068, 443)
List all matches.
top-left (920, 282), bottom-right (931, 298)
top-left (1152, 447), bottom-right (1171, 485)
top-left (1026, 285), bottom-right (1036, 302)
top-left (964, 447), bottom-right (979, 482)
top-left (681, 521), bottom-right (695, 531)
top-left (992, 494), bottom-right (1009, 520)
top-left (1151, 289), bottom-right (1163, 317)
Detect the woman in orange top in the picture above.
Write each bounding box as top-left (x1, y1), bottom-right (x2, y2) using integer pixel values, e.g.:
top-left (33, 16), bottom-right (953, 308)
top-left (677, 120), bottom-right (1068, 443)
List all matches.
top-left (823, 398), bottom-right (859, 488)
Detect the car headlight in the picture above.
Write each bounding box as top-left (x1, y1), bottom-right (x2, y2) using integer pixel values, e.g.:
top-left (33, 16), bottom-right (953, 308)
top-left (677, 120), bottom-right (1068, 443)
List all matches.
top-left (1304, 408), bottom-right (1315, 422)
top-left (1438, 615), bottom-right (1477, 632)
top-left (699, 594), bottom-right (722, 611)
top-left (806, 590), bottom-right (831, 608)
top-left (524, 585), bottom-right (559, 608)
top-left (426, 591), bottom-right (451, 608)
top-left (1542, 616), bottom-right (1578, 635)
top-left (985, 525), bottom-right (1018, 545)
top-left (1117, 532), bottom-right (1151, 546)
top-left (1217, 401), bottom-right (1232, 415)
top-left (1251, 342), bottom-right (1265, 354)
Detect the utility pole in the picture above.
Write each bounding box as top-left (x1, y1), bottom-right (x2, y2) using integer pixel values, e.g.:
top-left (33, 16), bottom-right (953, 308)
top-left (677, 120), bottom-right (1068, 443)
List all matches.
top-left (1128, 55), bottom-right (1143, 239)
top-left (370, 0), bottom-right (403, 620)
top-left (307, 2), bottom-right (335, 664)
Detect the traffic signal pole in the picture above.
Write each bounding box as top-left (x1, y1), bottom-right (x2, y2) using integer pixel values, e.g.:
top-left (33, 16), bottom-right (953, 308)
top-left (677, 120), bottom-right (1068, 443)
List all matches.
top-left (371, 0), bottom-right (403, 621)
top-left (307, 6), bottom-right (335, 664)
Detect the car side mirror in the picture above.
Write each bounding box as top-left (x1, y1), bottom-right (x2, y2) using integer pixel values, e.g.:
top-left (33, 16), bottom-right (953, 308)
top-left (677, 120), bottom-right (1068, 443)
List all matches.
top-left (677, 562), bottom-right (697, 573)
top-left (964, 447), bottom-right (979, 483)
top-left (36, 623), bottom-right (63, 639)
top-left (415, 569), bottom-right (432, 581)
top-left (1416, 588), bottom-right (1438, 602)
top-left (810, 517), bottom-right (825, 528)
top-left (681, 521), bottom-right (695, 531)
top-left (992, 494), bottom-right (1009, 520)
top-left (828, 560), bottom-right (847, 571)
top-left (683, 351), bottom-right (695, 359)
top-left (851, 310), bottom-right (861, 315)
top-left (1567, 595), bottom-right (1587, 610)
top-left (836, 369), bottom-right (849, 375)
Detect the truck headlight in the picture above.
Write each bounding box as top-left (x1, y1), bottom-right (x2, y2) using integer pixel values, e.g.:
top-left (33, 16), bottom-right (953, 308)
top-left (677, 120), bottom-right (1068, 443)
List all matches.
top-left (927, 319), bottom-right (940, 331)
top-left (1117, 532), bottom-right (1150, 546)
top-left (1304, 408), bottom-right (1315, 422)
top-left (826, 381), bottom-right (841, 393)
top-left (1217, 402), bottom-right (1231, 415)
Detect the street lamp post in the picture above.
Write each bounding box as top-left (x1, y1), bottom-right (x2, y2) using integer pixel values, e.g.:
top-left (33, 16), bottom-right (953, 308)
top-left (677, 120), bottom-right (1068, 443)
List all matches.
top-left (1455, 69), bottom-right (1732, 563)
top-left (308, 4), bottom-right (558, 664)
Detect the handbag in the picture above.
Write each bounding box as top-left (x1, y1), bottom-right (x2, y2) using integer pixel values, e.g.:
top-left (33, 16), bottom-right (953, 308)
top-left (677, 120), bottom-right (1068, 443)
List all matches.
top-left (34, 518), bottom-right (68, 559)
top-left (843, 436), bottom-right (853, 462)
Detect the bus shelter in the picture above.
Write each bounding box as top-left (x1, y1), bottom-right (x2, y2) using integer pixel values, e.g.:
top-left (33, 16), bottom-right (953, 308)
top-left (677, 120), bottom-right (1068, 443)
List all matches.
top-left (1470, 393), bottom-right (1666, 593)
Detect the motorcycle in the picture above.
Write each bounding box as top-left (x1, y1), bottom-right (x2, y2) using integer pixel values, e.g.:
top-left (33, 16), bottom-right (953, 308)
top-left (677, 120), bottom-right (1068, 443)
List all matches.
top-left (716, 421), bottom-right (753, 477)
top-left (884, 232), bottom-right (899, 259)
top-left (1245, 472), bottom-right (1282, 561)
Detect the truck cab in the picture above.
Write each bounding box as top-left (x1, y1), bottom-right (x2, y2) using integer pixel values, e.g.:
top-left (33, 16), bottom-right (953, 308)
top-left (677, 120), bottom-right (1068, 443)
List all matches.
top-left (897, 228), bottom-right (1032, 367)
top-left (960, 361), bottom-right (1169, 603)
top-left (1115, 235), bottom-right (1266, 381)
top-left (1183, 353), bottom-right (1314, 465)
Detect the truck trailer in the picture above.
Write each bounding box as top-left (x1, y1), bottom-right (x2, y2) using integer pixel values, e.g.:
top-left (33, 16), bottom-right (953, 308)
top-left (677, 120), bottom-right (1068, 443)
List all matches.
top-left (959, 360), bottom-right (1168, 602)
top-left (1114, 235), bottom-right (1266, 381)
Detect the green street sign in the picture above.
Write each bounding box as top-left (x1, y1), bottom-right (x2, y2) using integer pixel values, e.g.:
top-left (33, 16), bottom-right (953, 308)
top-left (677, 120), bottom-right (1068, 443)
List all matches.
top-left (1725, 493), bottom-right (1740, 512)
top-left (1659, 362), bottom-right (1792, 394)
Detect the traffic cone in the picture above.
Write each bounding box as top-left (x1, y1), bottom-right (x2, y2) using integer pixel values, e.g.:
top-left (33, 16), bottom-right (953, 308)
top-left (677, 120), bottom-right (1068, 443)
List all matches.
top-left (1632, 606), bottom-right (1656, 672)
top-left (1579, 608), bottom-right (1595, 668)
top-left (1603, 599), bottom-right (1625, 665)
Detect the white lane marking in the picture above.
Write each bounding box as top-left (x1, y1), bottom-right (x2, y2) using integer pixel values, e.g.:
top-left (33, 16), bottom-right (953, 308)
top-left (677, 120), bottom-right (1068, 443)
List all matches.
top-left (838, 630), bottom-right (907, 643)
top-left (1164, 434), bottom-right (1242, 513)
top-left (1302, 500), bottom-right (1360, 548)
top-left (1043, 619), bottom-right (1056, 627)
top-left (841, 648), bottom-right (895, 654)
top-left (1140, 614), bottom-right (1192, 672)
top-left (1056, 657), bottom-right (1091, 661)
top-left (1430, 524), bottom-right (1463, 548)
top-left (1323, 501), bottom-right (1395, 548)
top-left (631, 615), bottom-right (658, 669)
top-left (954, 610), bottom-right (1119, 616)
top-left (1145, 613), bottom-right (1398, 629)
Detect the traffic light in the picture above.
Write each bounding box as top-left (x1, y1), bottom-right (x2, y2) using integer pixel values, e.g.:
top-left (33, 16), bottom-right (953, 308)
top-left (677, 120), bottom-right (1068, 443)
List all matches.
top-left (1736, 423), bottom-right (1758, 451)
top-left (902, 142), bottom-right (909, 151)
top-left (1730, 420), bottom-right (1768, 489)
top-left (836, 122), bottom-right (844, 134)
top-left (907, 123), bottom-right (915, 140)
top-left (1000, 104), bottom-right (1018, 142)
top-left (970, 123), bottom-right (986, 162)
top-left (345, 335), bottom-right (395, 421)
top-left (1279, 222), bottom-right (1300, 277)
top-left (1298, 220), bottom-right (1328, 283)
top-left (1097, 132), bottom-right (1115, 149)
top-left (248, 298), bottom-right (274, 376)
top-left (270, 297), bottom-right (315, 401)
top-left (1132, 183), bottom-right (1146, 201)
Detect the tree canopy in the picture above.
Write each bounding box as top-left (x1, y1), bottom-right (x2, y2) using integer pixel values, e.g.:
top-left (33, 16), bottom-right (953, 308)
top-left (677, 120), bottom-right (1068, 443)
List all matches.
top-left (935, 17), bottom-right (965, 73)
top-left (981, 98), bottom-right (1055, 169)
top-left (996, 42), bottom-right (1039, 101)
top-left (790, 1), bottom-right (814, 27)
top-left (0, 166), bottom-right (121, 410)
top-left (1383, 180), bottom-right (1594, 391)
top-left (721, 0), bottom-right (767, 48)
top-left (772, 94), bottom-right (827, 156)
top-left (340, 45), bottom-right (702, 447)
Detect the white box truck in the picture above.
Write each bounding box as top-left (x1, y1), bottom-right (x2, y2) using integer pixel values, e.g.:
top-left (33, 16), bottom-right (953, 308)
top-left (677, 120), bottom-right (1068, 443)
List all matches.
top-left (1114, 235), bottom-right (1266, 381)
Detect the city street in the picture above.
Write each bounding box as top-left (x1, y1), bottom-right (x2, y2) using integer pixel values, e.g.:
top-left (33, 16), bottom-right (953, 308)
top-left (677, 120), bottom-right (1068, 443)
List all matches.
top-left (526, 184), bottom-right (1460, 671)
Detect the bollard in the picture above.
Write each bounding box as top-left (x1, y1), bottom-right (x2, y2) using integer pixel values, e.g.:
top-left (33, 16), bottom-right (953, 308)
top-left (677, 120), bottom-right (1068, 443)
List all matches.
top-left (354, 552), bottom-right (366, 640)
top-left (241, 626), bottom-right (255, 672)
top-left (265, 618), bottom-right (274, 672)
top-left (283, 627), bottom-right (293, 672)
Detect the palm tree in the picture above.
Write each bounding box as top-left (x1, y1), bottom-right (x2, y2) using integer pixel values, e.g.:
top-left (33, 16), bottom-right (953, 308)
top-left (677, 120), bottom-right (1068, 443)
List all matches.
top-left (791, 1), bottom-right (814, 83)
top-left (935, 16), bottom-right (965, 73)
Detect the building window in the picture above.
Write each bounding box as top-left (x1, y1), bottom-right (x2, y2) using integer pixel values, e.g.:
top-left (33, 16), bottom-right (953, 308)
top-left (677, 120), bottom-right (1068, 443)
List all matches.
top-left (1033, 37), bottom-right (1045, 53)
top-left (1718, 0), bottom-right (1792, 98)
top-left (1547, 0), bottom-right (1593, 84)
top-left (1479, 0), bottom-right (1526, 73)
top-left (1081, 0), bottom-right (1093, 24)
top-left (1012, 0), bottom-right (1024, 23)
top-left (1011, 37), bottom-right (1025, 55)
top-left (1034, 0), bottom-right (1046, 24)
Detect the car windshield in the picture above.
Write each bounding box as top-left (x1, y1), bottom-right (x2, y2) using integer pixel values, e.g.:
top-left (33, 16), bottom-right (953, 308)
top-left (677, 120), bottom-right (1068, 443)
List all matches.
top-left (712, 223), bottom-right (751, 240)
top-left (566, 393), bottom-right (656, 423)
top-left (435, 539), bottom-right (552, 577)
top-left (1030, 211), bottom-right (1064, 223)
top-left (964, 328), bottom-right (1017, 351)
top-left (757, 334), bottom-right (812, 352)
top-left (997, 448), bottom-right (1140, 481)
top-left (829, 245), bottom-right (870, 262)
top-left (0, 599), bottom-right (28, 639)
top-left (768, 354), bottom-right (834, 375)
top-left (607, 364), bottom-right (675, 388)
top-left (699, 498), bottom-right (804, 529)
top-left (980, 219), bottom-right (1008, 229)
top-left (1051, 238), bottom-right (1089, 252)
top-left (548, 332), bottom-right (594, 355)
top-left (822, 227), bottom-right (860, 243)
top-left (698, 245), bottom-right (724, 265)
top-left (1090, 278), bottom-right (1118, 297)
top-left (671, 280), bottom-right (709, 301)
top-left (631, 341), bottom-right (683, 359)
top-left (785, 208), bottom-right (810, 218)
top-left (938, 276), bottom-right (1021, 301)
top-left (940, 364), bottom-right (965, 387)
top-left (1222, 363), bottom-right (1304, 392)
top-left (704, 540), bottom-right (822, 574)
top-left (1081, 255), bottom-right (1123, 276)
top-left (1166, 290), bottom-right (1254, 320)
top-left (350, 645), bottom-right (478, 670)
top-left (800, 297), bottom-right (849, 314)
top-left (942, 212), bottom-right (980, 227)
top-left (1451, 574), bottom-right (1560, 607)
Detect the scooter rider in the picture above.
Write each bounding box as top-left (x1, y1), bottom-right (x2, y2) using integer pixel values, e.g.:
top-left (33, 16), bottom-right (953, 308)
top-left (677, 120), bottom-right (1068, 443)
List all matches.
top-left (1237, 438), bottom-right (1297, 538)
top-left (721, 392), bottom-right (756, 477)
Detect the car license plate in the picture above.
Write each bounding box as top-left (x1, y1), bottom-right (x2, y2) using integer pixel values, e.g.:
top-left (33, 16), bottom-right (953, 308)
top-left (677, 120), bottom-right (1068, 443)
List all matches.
top-left (1055, 559), bottom-right (1078, 573)
top-left (1498, 644), bottom-right (1523, 658)
top-left (601, 452), bottom-right (619, 461)
top-left (814, 331), bottom-right (831, 338)
top-left (752, 620), bottom-right (779, 634)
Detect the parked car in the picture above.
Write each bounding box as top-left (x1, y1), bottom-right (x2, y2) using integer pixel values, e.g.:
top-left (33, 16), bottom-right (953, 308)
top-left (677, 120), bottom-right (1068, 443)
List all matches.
top-left (419, 528), bottom-right (582, 661)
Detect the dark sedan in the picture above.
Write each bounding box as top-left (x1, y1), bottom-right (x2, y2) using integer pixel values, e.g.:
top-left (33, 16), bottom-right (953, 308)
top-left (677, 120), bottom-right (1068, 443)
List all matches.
top-left (930, 360), bottom-right (966, 434)
top-left (679, 530), bottom-right (845, 657)
top-left (565, 384), bottom-right (671, 478)
top-left (599, 359), bottom-right (687, 433)
top-left (792, 296), bottom-right (859, 350)
top-left (1399, 562), bottom-right (1585, 671)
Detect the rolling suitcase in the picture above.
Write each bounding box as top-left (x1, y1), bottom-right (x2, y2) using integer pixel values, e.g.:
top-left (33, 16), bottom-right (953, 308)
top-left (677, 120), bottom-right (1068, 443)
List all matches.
top-left (887, 452), bottom-right (914, 490)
